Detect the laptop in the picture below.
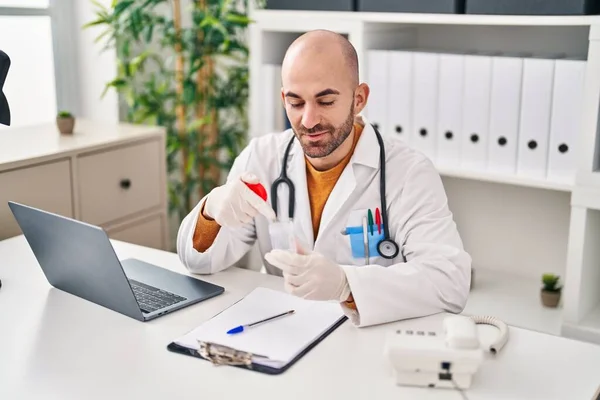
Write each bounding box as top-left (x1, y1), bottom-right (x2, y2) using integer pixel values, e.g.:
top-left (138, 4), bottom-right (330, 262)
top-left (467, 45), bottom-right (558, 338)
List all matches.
top-left (8, 201), bottom-right (224, 321)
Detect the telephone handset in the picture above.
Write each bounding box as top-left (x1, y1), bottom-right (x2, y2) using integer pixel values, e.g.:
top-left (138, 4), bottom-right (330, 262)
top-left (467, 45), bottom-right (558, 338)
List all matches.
top-left (442, 314), bottom-right (509, 353)
top-left (384, 314), bottom-right (509, 393)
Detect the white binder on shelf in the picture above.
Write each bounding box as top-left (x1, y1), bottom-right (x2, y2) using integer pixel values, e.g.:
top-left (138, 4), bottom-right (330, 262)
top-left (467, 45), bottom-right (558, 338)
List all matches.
top-left (547, 58), bottom-right (586, 184)
top-left (487, 54), bottom-right (524, 175)
top-left (460, 54), bottom-right (493, 171)
top-left (411, 51), bottom-right (439, 162)
top-left (261, 64), bottom-right (284, 134)
top-left (387, 50), bottom-right (413, 143)
top-left (436, 53), bottom-right (464, 169)
top-left (517, 57), bottom-right (556, 180)
top-left (365, 50), bottom-right (389, 135)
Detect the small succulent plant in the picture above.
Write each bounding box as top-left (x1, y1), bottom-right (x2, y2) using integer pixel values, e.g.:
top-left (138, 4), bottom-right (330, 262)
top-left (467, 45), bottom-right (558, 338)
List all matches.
top-left (542, 274), bottom-right (561, 292)
top-left (57, 110), bottom-right (73, 118)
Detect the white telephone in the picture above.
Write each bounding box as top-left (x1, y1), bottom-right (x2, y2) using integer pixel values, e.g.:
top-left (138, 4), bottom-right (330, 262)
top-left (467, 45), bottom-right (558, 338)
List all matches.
top-left (384, 315), bottom-right (509, 391)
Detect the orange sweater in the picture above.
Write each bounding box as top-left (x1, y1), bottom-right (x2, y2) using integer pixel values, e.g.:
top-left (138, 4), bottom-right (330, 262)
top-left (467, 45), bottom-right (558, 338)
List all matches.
top-left (193, 123), bottom-right (363, 250)
top-left (192, 123), bottom-right (363, 309)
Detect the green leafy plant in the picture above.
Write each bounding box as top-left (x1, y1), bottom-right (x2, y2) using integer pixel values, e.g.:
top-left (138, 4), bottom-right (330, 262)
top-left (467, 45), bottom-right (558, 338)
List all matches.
top-left (542, 273), bottom-right (561, 292)
top-left (57, 111), bottom-right (73, 118)
top-left (85, 0), bottom-right (264, 222)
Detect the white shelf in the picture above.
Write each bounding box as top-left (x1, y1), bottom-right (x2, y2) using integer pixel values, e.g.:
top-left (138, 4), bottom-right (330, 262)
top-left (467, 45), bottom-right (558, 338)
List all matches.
top-left (463, 268), bottom-right (563, 336)
top-left (572, 185), bottom-right (600, 210)
top-left (582, 304), bottom-right (600, 329)
top-left (252, 9), bottom-right (600, 27)
top-left (437, 166), bottom-right (573, 192)
top-left (563, 304), bottom-right (600, 344)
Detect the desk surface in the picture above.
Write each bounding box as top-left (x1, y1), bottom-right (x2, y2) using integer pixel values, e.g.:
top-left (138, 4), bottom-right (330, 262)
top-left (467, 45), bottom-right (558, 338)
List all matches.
top-left (1, 235), bottom-right (599, 400)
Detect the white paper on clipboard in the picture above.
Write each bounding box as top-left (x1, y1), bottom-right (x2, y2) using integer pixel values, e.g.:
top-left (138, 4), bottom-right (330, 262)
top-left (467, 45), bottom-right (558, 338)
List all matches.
top-left (173, 287), bottom-right (345, 368)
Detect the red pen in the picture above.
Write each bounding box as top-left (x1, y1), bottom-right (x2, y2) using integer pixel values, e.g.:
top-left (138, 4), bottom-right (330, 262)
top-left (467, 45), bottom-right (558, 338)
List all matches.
top-left (375, 208), bottom-right (381, 234)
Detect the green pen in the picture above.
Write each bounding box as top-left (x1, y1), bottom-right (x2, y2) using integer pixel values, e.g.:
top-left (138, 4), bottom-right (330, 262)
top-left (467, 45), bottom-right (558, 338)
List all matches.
top-left (367, 209), bottom-right (374, 235)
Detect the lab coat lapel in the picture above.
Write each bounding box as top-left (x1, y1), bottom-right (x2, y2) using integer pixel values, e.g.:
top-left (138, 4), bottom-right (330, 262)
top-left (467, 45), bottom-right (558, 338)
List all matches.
top-left (317, 164), bottom-right (356, 241)
top-left (288, 140), bottom-right (315, 250)
top-left (316, 122), bottom-right (381, 245)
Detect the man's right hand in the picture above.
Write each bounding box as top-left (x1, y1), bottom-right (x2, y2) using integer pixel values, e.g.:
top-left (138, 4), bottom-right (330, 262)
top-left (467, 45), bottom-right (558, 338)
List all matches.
top-left (202, 172), bottom-right (276, 228)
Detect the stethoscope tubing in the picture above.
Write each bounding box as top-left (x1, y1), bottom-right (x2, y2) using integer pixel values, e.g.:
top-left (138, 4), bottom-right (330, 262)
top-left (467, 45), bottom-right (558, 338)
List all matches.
top-left (271, 124), bottom-right (400, 260)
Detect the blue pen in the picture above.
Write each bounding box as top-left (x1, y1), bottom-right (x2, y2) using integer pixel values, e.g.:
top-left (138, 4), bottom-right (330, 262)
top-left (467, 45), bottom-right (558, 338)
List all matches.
top-left (226, 309), bottom-right (295, 334)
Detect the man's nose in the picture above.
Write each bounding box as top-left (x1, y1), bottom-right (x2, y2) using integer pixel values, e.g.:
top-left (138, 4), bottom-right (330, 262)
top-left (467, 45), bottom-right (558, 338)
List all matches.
top-left (301, 104), bottom-right (320, 129)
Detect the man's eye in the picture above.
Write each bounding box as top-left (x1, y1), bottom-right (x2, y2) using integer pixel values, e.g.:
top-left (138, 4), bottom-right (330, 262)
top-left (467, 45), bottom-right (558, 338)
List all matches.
top-left (289, 103), bottom-right (303, 108)
top-left (320, 101), bottom-right (334, 106)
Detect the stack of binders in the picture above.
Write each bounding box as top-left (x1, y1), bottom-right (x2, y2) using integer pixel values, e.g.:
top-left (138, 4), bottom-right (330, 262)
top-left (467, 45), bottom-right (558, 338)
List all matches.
top-left (261, 64), bottom-right (291, 134)
top-left (363, 49), bottom-right (587, 185)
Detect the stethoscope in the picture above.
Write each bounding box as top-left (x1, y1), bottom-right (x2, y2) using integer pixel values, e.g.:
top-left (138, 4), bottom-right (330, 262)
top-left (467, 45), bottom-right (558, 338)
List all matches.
top-left (270, 124), bottom-right (400, 260)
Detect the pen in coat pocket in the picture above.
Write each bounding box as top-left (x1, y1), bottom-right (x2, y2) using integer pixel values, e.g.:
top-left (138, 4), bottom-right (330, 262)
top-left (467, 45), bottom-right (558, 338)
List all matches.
top-left (362, 216), bottom-right (369, 263)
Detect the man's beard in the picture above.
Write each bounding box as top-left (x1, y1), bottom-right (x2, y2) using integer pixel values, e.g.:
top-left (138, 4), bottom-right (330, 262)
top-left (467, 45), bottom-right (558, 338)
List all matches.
top-left (293, 104), bottom-right (355, 158)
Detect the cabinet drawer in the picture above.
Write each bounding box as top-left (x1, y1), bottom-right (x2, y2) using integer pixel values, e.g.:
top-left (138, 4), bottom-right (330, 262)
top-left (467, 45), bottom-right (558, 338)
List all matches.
top-left (0, 160), bottom-right (73, 239)
top-left (107, 214), bottom-right (165, 250)
top-left (78, 140), bottom-right (162, 226)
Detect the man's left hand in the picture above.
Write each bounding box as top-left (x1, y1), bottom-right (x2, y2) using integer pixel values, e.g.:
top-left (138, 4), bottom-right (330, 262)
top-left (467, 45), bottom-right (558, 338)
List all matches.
top-left (265, 249), bottom-right (351, 302)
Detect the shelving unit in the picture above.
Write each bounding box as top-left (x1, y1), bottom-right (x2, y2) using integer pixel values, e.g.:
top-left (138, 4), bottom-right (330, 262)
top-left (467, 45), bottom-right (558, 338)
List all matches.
top-left (564, 185), bottom-right (600, 343)
top-left (252, 9), bottom-right (600, 27)
top-left (564, 305), bottom-right (600, 343)
top-left (436, 165), bottom-right (573, 192)
top-left (463, 268), bottom-right (563, 335)
top-left (248, 7), bottom-right (600, 344)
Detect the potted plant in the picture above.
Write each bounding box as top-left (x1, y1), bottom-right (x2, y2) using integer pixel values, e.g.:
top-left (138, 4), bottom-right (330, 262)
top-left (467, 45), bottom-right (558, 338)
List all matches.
top-left (541, 273), bottom-right (562, 308)
top-left (56, 111), bottom-right (75, 135)
top-left (87, 1), bottom-right (260, 224)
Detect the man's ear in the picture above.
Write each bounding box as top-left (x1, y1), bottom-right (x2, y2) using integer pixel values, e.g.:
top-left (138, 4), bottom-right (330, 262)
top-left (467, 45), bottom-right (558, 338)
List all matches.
top-left (353, 83), bottom-right (369, 116)
top-left (280, 87), bottom-right (286, 107)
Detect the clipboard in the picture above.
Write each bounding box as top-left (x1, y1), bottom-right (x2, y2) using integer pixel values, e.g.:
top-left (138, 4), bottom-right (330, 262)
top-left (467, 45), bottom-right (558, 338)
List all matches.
top-left (166, 287), bottom-right (348, 375)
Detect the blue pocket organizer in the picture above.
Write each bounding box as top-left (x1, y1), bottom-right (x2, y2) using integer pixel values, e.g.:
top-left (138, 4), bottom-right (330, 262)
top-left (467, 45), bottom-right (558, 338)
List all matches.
top-left (345, 224), bottom-right (385, 259)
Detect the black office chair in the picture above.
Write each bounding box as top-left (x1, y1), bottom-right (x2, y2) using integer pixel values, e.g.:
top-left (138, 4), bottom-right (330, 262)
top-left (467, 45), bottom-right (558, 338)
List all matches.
top-left (0, 50), bottom-right (9, 290)
top-left (0, 50), bottom-right (10, 126)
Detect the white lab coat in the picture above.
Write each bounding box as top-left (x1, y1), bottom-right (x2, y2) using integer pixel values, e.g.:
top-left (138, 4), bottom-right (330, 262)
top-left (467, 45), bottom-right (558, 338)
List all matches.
top-left (177, 118), bottom-right (471, 327)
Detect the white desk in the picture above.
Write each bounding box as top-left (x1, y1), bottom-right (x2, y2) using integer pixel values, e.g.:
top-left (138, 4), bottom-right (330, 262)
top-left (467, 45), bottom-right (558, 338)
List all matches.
top-left (1, 235), bottom-right (599, 400)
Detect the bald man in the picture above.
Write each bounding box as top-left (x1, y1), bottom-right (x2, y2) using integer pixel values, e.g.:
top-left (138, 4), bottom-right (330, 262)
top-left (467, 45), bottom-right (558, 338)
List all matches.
top-left (177, 30), bottom-right (472, 327)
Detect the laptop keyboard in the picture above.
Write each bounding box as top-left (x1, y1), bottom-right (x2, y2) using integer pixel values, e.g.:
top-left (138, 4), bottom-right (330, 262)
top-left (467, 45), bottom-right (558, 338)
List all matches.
top-left (129, 279), bottom-right (187, 314)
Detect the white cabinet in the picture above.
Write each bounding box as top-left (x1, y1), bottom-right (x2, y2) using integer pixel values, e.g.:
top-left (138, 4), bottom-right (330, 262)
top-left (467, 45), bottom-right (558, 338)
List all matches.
top-left (0, 159), bottom-right (73, 239)
top-left (0, 119), bottom-right (169, 250)
top-left (77, 139), bottom-right (163, 226)
top-left (106, 213), bottom-right (166, 250)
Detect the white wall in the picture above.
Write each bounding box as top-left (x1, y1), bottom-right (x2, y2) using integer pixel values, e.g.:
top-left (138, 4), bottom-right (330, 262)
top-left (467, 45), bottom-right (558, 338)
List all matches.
top-left (0, 15), bottom-right (57, 128)
top-left (442, 177), bottom-right (571, 280)
top-left (72, 0), bottom-right (119, 123)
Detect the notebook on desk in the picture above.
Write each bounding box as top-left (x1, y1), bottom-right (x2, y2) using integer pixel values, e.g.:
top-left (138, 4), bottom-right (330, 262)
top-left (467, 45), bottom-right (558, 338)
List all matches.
top-left (167, 287), bottom-right (347, 374)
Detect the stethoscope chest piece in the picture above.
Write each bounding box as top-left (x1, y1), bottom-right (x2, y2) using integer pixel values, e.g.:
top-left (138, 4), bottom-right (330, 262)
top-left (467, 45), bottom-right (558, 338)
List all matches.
top-left (378, 238), bottom-right (399, 259)
top-left (275, 125), bottom-right (402, 261)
